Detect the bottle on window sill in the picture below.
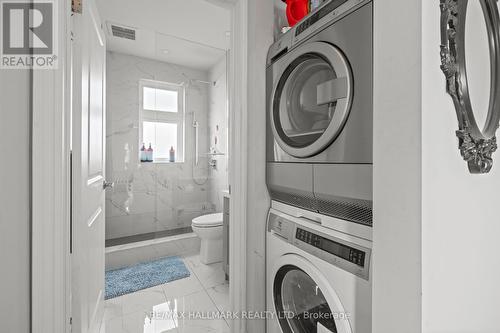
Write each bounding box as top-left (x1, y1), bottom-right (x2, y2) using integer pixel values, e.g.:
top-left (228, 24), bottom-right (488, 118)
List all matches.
top-left (147, 143), bottom-right (153, 162)
top-left (169, 146), bottom-right (175, 163)
top-left (140, 143), bottom-right (147, 162)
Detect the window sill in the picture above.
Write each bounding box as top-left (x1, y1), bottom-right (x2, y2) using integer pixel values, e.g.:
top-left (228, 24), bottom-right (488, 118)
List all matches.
top-left (141, 160), bottom-right (184, 165)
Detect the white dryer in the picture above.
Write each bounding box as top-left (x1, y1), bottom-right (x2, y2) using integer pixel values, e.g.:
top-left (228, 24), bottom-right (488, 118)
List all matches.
top-left (266, 207), bottom-right (372, 333)
top-left (266, 0), bottom-right (374, 227)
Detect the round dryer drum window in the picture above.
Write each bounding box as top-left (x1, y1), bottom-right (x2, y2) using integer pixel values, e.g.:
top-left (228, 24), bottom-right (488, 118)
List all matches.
top-left (274, 265), bottom-right (345, 333)
top-left (271, 42), bottom-right (353, 158)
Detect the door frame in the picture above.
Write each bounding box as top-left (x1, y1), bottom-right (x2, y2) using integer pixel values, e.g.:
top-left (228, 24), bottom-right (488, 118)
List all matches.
top-left (227, 0), bottom-right (249, 331)
top-left (31, 0), bottom-right (71, 332)
top-left (31, 1), bottom-right (249, 333)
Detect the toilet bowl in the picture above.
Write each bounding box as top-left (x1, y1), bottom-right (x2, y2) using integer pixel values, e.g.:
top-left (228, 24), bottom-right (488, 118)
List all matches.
top-left (192, 212), bottom-right (223, 264)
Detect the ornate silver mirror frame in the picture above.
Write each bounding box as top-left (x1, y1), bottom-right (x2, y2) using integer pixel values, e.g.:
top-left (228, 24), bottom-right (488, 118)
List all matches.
top-left (440, 0), bottom-right (500, 173)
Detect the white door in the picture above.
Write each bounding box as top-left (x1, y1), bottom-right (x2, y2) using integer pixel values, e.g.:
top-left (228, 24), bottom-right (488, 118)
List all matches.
top-left (71, 0), bottom-right (106, 332)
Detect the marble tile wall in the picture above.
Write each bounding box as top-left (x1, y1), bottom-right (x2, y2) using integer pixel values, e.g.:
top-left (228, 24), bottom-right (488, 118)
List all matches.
top-left (106, 52), bottom-right (217, 240)
top-left (207, 57), bottom-right (229, 212)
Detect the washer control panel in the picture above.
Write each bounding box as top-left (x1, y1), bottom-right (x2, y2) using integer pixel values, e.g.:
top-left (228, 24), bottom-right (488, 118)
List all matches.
top-left (268, 212), bottom-right (371, 280)
top-left (296, 228), bottom-right (366, 267)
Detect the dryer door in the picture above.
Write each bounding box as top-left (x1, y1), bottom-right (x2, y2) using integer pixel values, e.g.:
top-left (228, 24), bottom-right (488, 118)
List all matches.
top-left (272, 254), bottom-right (352, 333)
top-left (271, 42), bottom-right (353, 158)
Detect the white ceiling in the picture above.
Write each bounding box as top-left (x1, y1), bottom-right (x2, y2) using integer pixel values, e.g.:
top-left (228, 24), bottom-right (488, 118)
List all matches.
top-left (96, 0), bottom-right (231, 70)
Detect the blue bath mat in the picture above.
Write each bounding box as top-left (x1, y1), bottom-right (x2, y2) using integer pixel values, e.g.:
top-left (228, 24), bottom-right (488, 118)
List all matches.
top-left (105, 256), bottom-right (190, 299)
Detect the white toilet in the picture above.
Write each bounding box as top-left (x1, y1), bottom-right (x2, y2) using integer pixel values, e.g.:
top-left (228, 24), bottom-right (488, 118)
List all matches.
top-left (192, 212), bottom-right (223, 264)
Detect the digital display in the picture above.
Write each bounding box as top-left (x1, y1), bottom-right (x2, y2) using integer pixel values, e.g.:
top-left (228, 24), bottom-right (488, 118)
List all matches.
top-left (295, 0), bottom-right (349, 36)
top-left (296, 228), bottom-right (365, 267)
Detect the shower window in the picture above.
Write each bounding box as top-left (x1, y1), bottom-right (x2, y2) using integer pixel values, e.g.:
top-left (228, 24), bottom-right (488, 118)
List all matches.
top-left (140, 80), bottom-right (185, 162)
top-left (143, 87), bottom-right (178, 113)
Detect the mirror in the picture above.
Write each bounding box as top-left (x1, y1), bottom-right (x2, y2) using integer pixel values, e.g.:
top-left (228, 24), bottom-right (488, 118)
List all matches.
top-left (465, 1), bottom-right (491, 130)
top-left (440, 0), bottom-right (500, 174)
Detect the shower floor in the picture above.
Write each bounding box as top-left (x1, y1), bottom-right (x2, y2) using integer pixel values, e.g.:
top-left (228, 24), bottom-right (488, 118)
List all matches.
top-left (105, 226), bottom-right (193, 248)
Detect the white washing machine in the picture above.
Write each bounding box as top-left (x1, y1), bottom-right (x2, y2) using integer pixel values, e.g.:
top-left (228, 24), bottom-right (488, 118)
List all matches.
top-left (266, 207), bottom-right (372, 333)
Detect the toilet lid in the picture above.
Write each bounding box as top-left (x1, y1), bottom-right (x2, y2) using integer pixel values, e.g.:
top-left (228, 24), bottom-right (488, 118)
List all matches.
top-left (192, 213), bottom-right (223, 227)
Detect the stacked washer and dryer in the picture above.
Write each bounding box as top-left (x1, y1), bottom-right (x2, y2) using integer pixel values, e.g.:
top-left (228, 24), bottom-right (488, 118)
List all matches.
top-left (265, 0), bottom-right (373, 332)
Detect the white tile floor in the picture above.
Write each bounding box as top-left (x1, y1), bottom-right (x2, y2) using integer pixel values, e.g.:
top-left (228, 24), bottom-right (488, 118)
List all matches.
top-left (103, 251), bottom-right (230, 333)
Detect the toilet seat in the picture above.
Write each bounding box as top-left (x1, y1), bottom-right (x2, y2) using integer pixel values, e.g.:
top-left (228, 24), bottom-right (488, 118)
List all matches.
top-left (192, 213), bottom-right (223, 228)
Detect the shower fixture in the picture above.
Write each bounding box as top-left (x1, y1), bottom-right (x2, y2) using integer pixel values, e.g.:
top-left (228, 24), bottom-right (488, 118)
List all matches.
top-left (192, 79), bottom-right (216, 86)
top-left (206, 147), bottom-right (225, 170)
top-left (193, 118), bottom-right (200, 166)
top-left (179, 75), bottom-right (216, 88)
top-left (191, 116), bottom-right (209, 185)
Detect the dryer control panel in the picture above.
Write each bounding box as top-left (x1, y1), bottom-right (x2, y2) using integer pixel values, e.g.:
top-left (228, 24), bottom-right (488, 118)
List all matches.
top-left (291, 0), bottom-right (369, 46)
top-left (267, 0), bottom-right (371, 65)
top-left (294, 0), bottom-right (348, 37)
top-left (268, 212), bottom-right (371, 280)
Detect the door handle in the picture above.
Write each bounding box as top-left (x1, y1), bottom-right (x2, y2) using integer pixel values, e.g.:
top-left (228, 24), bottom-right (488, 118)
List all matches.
top-left (317, 77), bottom-right (348, 105)
top-left (103, 181), bottom-right (114, 190)
top-left (295, 212), bottom-right (322, 224)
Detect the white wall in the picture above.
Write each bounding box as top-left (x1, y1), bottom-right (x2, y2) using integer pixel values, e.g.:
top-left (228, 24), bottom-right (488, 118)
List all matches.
top-left (208, 57), bottom-right (229, 211)
top-left (0, 70), bottom-right (31, 333)
top-left (374, 1), bottom-right (500, 332)
top-left (421, 2), bottom-right (500, 332)
top-left (372, 0), bottom-right (422, 331)
top-left (245, 0), bottom-right (273, 332)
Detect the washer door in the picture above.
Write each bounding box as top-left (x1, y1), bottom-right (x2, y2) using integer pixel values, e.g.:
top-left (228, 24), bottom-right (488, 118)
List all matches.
top-left (271, 42), bottom-right (353, 158)
top-left (272, 254), bottom-right (352, 333)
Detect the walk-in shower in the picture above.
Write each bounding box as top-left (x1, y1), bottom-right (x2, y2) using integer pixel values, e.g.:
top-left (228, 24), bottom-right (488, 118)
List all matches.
top-left (104, 45), bottom-right (228, 247)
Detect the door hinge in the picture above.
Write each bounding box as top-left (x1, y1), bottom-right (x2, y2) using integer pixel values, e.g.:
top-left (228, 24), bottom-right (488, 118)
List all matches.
top-left (72, 0), bottom-right (82, 14)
